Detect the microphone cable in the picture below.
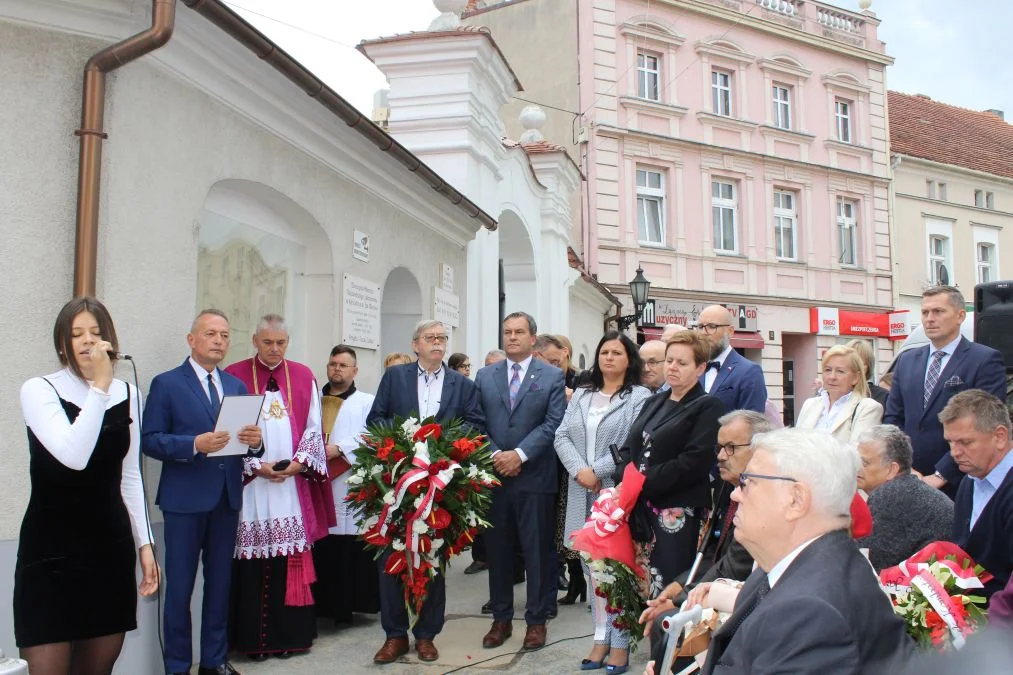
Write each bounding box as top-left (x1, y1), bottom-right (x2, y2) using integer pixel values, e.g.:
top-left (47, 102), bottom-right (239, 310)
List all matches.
top-left (122, 355), bottom-right (167, 663)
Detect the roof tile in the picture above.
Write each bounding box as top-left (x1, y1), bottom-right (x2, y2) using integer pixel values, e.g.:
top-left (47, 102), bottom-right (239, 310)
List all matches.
top-left (888, 91), bottom-right (1013, 180)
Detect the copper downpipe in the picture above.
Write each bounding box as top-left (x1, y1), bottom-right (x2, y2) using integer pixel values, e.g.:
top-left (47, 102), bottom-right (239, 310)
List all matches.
top-left (74, 0), bottom-right (176, 297)
top-left (182, 0), bottom-right (497, 232)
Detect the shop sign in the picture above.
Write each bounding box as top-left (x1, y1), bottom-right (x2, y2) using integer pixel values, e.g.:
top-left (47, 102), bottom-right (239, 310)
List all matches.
top-left (649, 299), bottom-right (759, 332)
top-left (809, 307), bottom-right (911, 340)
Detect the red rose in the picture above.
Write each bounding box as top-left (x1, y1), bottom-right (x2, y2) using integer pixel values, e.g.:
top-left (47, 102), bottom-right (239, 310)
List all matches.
top-left (413, 423), bottom-right (442, 442)
top-left (408, 479), bottom-right (427, 496)
top-left (426, 507), bottom-right (452, 530)
top-left (392, 450), bottom-right (407, 463)
top-left (434, 491), bottom-right (444, 503)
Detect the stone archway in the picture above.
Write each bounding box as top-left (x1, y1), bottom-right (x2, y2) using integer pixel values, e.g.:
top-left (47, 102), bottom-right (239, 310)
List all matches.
top-left (198, 180), bottom-right (332, 369)
top-left (381, 266), bottom-right (423, 362)
top-left (498, 208), bottom-right (538, 322)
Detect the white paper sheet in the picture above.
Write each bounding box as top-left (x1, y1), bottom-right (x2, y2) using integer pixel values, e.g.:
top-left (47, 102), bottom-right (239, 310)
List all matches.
top-left (211, 394), bottom-right (265, 456)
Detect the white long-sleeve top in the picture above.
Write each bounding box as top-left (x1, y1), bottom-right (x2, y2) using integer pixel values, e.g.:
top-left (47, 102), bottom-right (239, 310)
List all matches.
top-left (20, 368), bottom-right (153, 548)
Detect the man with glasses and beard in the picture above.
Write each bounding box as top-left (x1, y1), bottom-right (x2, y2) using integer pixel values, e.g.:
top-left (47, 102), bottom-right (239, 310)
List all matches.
top-left (694, 305), bottom-right (766, 414)
top-left (366, 320), bottom-right (485, 665)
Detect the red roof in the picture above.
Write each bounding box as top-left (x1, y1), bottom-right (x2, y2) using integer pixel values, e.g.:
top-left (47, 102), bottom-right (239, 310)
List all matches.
top-left (888, 91), bottom-right (1013, 180)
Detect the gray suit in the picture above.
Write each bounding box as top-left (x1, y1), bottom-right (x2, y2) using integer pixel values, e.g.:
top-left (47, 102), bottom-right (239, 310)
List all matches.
top-left (701, 530), bottom-right (914, 675)
top-left (475, 358), bottom-right (566, 625)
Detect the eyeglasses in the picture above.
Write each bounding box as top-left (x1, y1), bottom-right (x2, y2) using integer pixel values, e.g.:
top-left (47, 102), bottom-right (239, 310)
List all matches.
top-left (420, 334), bottom-right (449, 344)
top-left (643, 359), bottom-right (665, 367)
top-left (737, 471), bottom-right (798, 491)
top-left (695, 323), bottom-right (731, 334)
top-left (715, 442), bottom-right (752, 456)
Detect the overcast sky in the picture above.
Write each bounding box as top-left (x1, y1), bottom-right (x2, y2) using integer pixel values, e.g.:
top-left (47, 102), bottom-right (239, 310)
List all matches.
top-left (224, 0), bottom-right (1013, 120)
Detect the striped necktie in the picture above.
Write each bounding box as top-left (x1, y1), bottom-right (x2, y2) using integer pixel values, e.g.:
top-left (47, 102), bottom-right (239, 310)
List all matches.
top-left (924, 350), bottom-right (945, 408)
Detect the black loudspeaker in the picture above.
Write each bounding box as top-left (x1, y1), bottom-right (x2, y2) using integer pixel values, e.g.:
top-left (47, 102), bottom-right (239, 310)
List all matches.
top-left (974, 281), bottom-right (1013, 371)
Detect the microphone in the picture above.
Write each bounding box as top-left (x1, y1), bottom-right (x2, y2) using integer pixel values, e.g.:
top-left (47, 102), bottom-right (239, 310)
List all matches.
top-left (107, 351), bottom-right (133, 361)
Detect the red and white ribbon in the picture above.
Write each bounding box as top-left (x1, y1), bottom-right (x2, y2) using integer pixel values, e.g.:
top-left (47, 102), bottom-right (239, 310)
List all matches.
top-left (583, 487), bottom-right (626, 538)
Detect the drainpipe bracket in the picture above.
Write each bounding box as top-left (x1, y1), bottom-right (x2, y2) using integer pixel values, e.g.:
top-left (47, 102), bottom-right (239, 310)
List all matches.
top-left (75, 128), bottom-right (109, 139)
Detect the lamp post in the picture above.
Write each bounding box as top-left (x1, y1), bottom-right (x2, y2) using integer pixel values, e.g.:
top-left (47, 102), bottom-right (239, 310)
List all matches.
top-left (617, 266), bottom-right (651, 332)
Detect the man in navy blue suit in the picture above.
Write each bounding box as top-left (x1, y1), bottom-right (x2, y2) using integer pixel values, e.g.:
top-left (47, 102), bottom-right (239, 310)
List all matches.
top-left (143, 309), bottom-right (262, 675)
top-left (474, 312), bottom-right (566, 652)
top-left (695, 305), bottom-right (766, 414)
top-left (941, 389), bottom-right (1013, 598)
top-left (884, 286), bottom-right (1007, 493)
top-left (366, 320), bottom-right (485, 665)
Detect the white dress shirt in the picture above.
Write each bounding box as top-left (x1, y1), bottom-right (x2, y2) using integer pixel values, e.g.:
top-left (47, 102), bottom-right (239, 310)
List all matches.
top-left (815, 391), bottom-right (854, 431)
top-left (704, 344), bottom-right (733, 393)
top-left (188, 356), bottom-right (223, 404)
top-left (767, 535), bottom-right (822, 588)
top-left (923, 334), bottom-right (962, 384)
top-left (417, 363), bottom-right (444, 420)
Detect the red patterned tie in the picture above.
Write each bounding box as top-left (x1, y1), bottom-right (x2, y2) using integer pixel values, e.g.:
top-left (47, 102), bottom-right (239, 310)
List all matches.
top-left (714, 501), bottom-right (738, 562)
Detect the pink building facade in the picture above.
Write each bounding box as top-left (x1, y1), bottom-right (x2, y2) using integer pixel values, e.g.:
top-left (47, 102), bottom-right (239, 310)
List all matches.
top-left (466, 0), bottom-right (898, 422)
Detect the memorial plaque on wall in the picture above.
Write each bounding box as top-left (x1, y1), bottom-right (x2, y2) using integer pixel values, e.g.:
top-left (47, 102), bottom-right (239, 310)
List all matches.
top-left (342, 273), bottom-right (381, 349)
top-left (433, 287), bottom-right (460, 328)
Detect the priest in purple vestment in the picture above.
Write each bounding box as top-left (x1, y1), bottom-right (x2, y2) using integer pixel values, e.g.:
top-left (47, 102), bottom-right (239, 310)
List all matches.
top-left (224, 314), bottom-right (334, 660)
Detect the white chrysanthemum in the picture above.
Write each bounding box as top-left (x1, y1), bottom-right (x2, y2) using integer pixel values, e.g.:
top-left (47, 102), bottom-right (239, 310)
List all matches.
top-left (346, 474), bottom-right (363, 486)
top-left (383, 491), bottom-right (396, 505)
top-left (589, 559), bottom-right (606, 573)
top-left (412, 519), bottom-right (429, 534)
top-left (370, 465), bottom-right (383, 476)
top-left (392, 539), bottom-right (405, 551)
top-left (467, 465), bottom-right (479, 478)
top-left (401, 417), bottom-right (420, 437)
top-left (413, 496), bottom-right (424, 509)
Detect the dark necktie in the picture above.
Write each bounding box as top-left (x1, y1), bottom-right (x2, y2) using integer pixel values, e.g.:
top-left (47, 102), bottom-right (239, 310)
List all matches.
top-left (266, 376), bottom-right (279, 392)
top-left (924, 350), bottom-right (945, 408)
top-left (207, 372), bottom-right (220, 415)
top-left (714, 501), bottom-right (739, 563)
top-left (721, 573), bottom-right (770, 641)
top-left (707, 361), bottom-right (721, 371)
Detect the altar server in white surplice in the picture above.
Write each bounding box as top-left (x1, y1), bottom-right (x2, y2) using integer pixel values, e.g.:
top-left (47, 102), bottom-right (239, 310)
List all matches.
top-left (312, 344), bottom-right (380, 625)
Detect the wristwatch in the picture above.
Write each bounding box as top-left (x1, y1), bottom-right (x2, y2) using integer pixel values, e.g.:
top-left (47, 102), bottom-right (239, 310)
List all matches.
top-left (932, 471), bottom-right (945, 483)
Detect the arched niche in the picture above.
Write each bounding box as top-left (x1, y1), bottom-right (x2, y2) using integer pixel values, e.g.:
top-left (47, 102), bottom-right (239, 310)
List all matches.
top-left (499, 208), bottom-right (537, 320)
top-left (381, 266), bottom-right (423, 364)
top-left (197, 180), bottom-right (332, 371)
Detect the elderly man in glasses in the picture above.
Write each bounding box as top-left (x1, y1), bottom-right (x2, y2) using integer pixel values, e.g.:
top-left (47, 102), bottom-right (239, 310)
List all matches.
top-left (687, 428), bottom-right (913, 675)
top-left (693, 305), bottom-right (766, 415)
top-left (641, 410), bottom-right (770, 664)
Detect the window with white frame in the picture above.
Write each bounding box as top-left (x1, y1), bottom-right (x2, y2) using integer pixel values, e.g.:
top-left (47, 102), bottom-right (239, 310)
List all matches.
top-left (636, 168), bottom-right (665, 244)
top-left (929, 235), bottom-right (951, 285)
top-left (712, 70), bottom-right (732, 116)
top-left (712, 180), bottom-right (738, 252)
top-left (637, 52), bottom-right (660, 101)
top-left (773, 190), bottom-right (797, 260)
top-left (975, 189), bottom-right (985, 207)
top-left (837, 198), bottom-right (858, 265)
top-left (772, 84), bottom-right (792, 130)
top-left (977, 242), bottom-right (996, 283)
top-left (834, 98), bottom-right (852, 143)
top-left (987, 192), bottom-right (995, 209)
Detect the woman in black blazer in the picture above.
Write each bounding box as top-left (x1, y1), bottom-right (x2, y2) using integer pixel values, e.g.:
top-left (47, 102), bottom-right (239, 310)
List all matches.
top-left (624, 331), bottom-right (724, 597)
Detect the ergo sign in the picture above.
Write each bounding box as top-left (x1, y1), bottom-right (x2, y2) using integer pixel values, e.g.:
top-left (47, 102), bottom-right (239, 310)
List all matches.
top-left (809, 307), bottom-right (910, 340)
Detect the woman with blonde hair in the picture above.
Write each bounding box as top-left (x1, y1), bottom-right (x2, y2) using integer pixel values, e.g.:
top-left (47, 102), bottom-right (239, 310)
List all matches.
top-left (796, 345), bottom-right (883, 443)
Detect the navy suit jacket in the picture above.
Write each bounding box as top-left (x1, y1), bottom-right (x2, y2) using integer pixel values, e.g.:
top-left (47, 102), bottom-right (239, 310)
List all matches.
top-left (953, 468), bottom-right (1013, 599)
top-left (474, 358), bottom-right (566, 494)
top-left (366, 362), bottom-right (485, 431)
top-left (142, 359), bottom-right (250, 513)
top-left (702, 349), bottom-right (766, 414)
top-left (701, 530), bottom-right (915, 675)
top-left (883, 337), bottom-right (1006, 482)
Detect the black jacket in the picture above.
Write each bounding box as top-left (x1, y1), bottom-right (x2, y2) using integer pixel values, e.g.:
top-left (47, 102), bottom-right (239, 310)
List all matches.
top-left (624, 384), bottom-right (723, 509)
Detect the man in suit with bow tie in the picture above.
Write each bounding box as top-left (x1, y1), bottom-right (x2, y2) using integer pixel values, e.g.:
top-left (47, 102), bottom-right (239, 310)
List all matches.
top-left (694, 305), bottom-right (766, 414)
top-left (693, 428), bottom-right (913, 675)
top-left (366, 319), bottom-right (485, 665)
top-left (143, 309), bottom-right (263, 675)
top-left (474, 312), bottom-right (566, 652)
top-left (884, 286), bottom-right (1006, 495)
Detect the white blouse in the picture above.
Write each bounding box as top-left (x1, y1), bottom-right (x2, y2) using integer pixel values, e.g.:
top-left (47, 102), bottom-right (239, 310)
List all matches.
top-left (816, 390), bottom-right (853, 431)
top-left (20, 368), bottom-right (153, 547)
top-left (583, 391), bottom-right (614, 465)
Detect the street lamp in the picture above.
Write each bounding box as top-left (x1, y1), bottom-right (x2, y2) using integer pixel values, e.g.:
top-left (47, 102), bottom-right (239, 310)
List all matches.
top-left (617, 266), bottom-right (651, 330)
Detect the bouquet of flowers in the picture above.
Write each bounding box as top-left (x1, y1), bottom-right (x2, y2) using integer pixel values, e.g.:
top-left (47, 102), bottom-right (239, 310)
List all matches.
top-left (570, 463), bottom-right (650, 653)
top-left (346, 416), bottom-right (499, 623)
top-left (879, 542), bottom-right (990, 651)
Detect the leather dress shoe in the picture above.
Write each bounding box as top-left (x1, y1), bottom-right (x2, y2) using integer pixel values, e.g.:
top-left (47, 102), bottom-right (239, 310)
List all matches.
top-left (522, 623), bottom-right (547, 650)
top-left (481, 599), bottom-right (493, 614)
top-left (197, 663), bottom-right (240, 675)
top-left (482, 621), bottom-right (513, 648)
top-left (373, 636), bottom-right (410, 664)
top-left (464, 560), bottom-right (488, 574)
top-left (415, 638), bottom-right (439, 662)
